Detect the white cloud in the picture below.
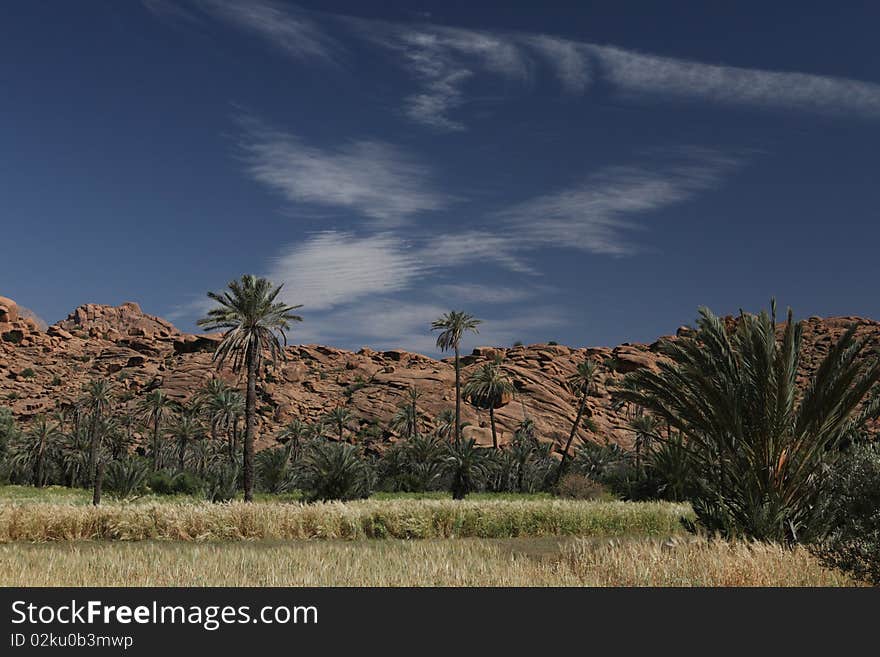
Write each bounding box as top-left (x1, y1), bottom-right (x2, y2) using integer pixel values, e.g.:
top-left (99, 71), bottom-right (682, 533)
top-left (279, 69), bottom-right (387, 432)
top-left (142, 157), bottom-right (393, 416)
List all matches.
top-left (430, 284), bottom-right (534, 305)
top-left (267, 232), bottom-right (423, 311)
top-left (496, 149), bottom-right (741, 255)
top-left (588, 45), bottom-right (880, 117)
top-left (196, 0), bottom-right (340, 63)
top-left (524, 35), bottom-right (591, 93)
top-left (348, 20), bottom-right (532, 131)
top-left (239, 121), bottom-right (452, 226)
top-left (346, 19), bottom-right (880, 126)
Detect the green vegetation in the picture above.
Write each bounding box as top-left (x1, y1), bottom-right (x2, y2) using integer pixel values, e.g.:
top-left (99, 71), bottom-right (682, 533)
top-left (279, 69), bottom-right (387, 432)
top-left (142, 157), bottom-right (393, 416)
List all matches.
top-left (197, 274), bottom-right (302, 501)
top-left (0, 498), bottom-right (689, 542)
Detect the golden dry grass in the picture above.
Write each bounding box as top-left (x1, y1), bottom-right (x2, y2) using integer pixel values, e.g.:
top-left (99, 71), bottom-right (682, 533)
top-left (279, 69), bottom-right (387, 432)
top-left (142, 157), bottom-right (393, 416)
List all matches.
top-left (0, 499), bottom-right (689, 542)
top-left (0, 537), bottom-right (854, 586)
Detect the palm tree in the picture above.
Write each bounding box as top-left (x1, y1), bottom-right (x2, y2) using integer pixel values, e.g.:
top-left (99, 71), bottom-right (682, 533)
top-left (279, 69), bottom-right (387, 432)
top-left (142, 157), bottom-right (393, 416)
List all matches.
top-left (442, 438), bottom-right (494, 500)
top-left (82, 378), bottom-right (114, 487)
top-left (463, 358), bottom-right (515, 449)
top-left (434, 408), bottom-right (456, 442)
top-left (617, 301), bottom-right (880, 542)
top-left (390, 389), bottom-right (423, 441)
top-left (431, 311), bottom-right (481, 446)
top-left (171, 404), bottom-right (203, 473)
top-left (198, 274), bottom-right (303, 502)
top-left (276, 418), bottom-right (308, 462)
top-left (325, 406), bottom-right (356, 443)
top-left (196, 378), bottom-right (230, 443)
top-left (138, 390), bottom-right (173, 472)
top-left (15, 415), bottom-right (60, 487)
top-left (629, 413), bottom-right (661, 473)
top-left (555, 358), bottom-right (598, 484)
top-left (406, 387), bottom-right (422, 439)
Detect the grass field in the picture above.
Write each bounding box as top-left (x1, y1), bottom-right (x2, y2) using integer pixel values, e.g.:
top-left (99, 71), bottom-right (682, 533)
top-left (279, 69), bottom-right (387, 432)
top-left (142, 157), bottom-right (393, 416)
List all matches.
top-left (0, 537), bottom-right (854, 586)
top-left (0, 486), bottom-right (854, 586)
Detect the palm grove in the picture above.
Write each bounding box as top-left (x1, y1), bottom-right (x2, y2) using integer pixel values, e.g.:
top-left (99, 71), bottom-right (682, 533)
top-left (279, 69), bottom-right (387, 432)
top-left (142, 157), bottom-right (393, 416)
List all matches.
top-left (1, 277), bottom-right (879, 582)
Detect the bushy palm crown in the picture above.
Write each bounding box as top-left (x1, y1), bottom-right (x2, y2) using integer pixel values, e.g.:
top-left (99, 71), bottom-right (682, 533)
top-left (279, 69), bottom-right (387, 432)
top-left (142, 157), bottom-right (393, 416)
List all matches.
top-left (567, 359), bottom-right (598, 397)
top-left (431, 311), bottom-right (481, 352)
top-left (464, 359), bottom-right (515, 410)
top-left (617, 302), bottom-right (880, 541)
top-left (197, 275), bottom-right (303, 372)
top-left (138, 390), bottom-right (172, 426)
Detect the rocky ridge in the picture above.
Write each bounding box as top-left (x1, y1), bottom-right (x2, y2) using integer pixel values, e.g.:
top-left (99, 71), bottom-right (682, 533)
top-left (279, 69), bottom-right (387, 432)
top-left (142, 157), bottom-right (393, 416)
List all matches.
top-left (2, 295), bottom-right (880, 452)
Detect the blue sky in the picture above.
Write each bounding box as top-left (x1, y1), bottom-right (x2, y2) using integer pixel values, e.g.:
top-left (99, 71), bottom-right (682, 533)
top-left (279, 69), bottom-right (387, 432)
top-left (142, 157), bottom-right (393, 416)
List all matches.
top-left (2, 1), bottom-right (879, 354)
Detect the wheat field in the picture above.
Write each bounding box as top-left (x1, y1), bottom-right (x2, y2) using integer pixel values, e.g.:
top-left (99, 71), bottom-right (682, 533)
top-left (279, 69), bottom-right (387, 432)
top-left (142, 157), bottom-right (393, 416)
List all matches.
top-left (0, 499), bottom-right (689, 542)
top-left (0, 537), bottom-right (854, 586)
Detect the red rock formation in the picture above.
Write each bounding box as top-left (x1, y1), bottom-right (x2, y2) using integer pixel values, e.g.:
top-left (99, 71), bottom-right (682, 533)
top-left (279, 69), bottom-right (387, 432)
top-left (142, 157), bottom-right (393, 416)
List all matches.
top-left (2, 294), bottom-right (878, 453)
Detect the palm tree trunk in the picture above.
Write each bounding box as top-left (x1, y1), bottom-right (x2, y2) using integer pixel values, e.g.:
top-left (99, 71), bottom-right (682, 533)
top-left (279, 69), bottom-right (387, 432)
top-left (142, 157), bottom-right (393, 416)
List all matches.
top-left (244, 341), bottom-right (257, 502)
top-left (454, 344), bottom-right (461, 447)
top-left (555, 392), bottom-right (587, 484)
top-left (88, 409), bottom-right (100, 486)
top-left (412, 399), bottom-right (418, 441)
top-left (152, 416), bottom-right (160, 472)
top-left (92, 460), bottom-right (104, 506)
top-left (227, 421), bottom-right (235, 460)
top-left (489, 406), bottom-right (498, 449)
top-left (177, 437), bottom-right (186, 473)
top-left (35, 434), bottom-right (46, 487)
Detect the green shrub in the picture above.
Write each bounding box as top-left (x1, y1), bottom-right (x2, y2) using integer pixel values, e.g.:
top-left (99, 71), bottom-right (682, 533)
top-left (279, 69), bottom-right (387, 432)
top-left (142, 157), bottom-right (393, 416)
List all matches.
top-left (811, 443), bottom-right (880, 584)
top-left (171, 472), bottom-right (204, 496)
top-left (205, 463), bottom-right (239, 503)
top-left (21, 368), bottom-right (35, 379)
top-left (295, 439), bottom-right (373, 502)
top-left (146, 470), bottom-right (176, 495)
top-left (105, 457), bottom-right (149, 498)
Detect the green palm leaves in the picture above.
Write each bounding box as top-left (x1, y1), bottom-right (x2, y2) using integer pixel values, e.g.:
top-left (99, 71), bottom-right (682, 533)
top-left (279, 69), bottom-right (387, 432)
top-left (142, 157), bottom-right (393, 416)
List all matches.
top-left (555, 357), bottom-right (598, 484)
top-left (463, 358), bottom-right (515, 449)
top-left (617, 302), bottom-right (880, 542)
top-left (431, 310), bottom-right (481, 446)
top-left (199, 274), bottom-right (303, 502)
top-left (197, 274), bottom-right (303, 374)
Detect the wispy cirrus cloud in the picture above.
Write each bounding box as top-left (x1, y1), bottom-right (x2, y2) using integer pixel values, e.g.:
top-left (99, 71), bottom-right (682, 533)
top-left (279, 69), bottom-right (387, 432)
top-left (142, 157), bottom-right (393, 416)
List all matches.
top-left (267, 231), bottom-right (422, 310)
top-left (493, 148), bottom-right (742, 256)
top-left (345, 19), bottom-right (880, 129)
top-left (239, 120), bottom-right (453, 226)
top-left (192, 0), bottom-right (341, 63)
top-left (590, 45), bottom-right (880, 117)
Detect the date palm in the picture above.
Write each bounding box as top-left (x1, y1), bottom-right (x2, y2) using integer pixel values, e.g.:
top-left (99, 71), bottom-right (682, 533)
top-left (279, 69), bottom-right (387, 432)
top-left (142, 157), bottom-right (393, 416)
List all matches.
top-left (629, 413), bottom-right (662, 473)
top-left (171, 403), bottom-right (203, 473)
top-left (325, 406), bottom-right (356, 443)
top-left (434, 408), bottom-right (456, 442)
top-left (555, 358), bottom-right (598, 484)
top-left (138, 390), bottom-right (173, 472)
top-left (390, 388), bottom-right (423, 441)
top-left (198, 274), bottom-right (303, 502)
top-left (431, 311), bottom-right (481, 446)
top-left (617, 301), bottom-right (880, 542)
top-left (463, 358), bottom-right (515, 449)
top-left (82, 378), bottom-right (114, 486)
top-left (276, 418), bottom-right (308, 462)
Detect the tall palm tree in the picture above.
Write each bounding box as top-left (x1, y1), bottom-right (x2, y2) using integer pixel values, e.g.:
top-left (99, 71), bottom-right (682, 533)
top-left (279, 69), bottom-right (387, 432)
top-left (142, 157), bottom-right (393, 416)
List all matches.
top-left (463, 358), bottom-right (515, 449)
top-left (82, 378), bottom-right (114, 486)
top-left (171, 403), bottom-right (203, 473)
top-left (555, 358), bottom-right (598, 484)
top-left (198, 275), bottom-right (303, 502)
top-left (617, 301), bottom-right (880, 542)
top-left (431, 311), bottom-right (481, 446)
top-left (406, 387), bottom-right (422, 440)
top-left (138, 390), bottom-right (173, 472)
top-left (325, 406), bottom-right (356, 443)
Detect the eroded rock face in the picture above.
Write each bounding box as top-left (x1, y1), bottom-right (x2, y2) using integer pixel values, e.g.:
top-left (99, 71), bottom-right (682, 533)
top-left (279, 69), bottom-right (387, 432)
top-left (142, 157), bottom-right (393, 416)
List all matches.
top-left (2, 294), bottom-right (879, 454)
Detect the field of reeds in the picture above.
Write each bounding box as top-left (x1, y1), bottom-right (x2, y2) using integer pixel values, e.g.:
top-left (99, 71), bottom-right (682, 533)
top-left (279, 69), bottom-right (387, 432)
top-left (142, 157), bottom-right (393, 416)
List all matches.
top-left (0, 498), bottom-right (689, 542)
top-left (0, 537), bottom-right (855, 586)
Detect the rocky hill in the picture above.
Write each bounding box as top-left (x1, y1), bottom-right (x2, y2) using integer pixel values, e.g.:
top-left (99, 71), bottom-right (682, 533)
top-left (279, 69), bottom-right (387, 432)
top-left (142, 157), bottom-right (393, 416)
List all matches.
top-left (2, 294), bottom-right (880, 452)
